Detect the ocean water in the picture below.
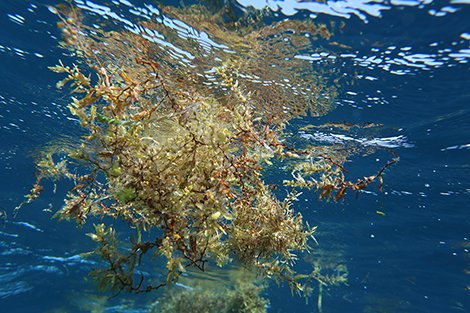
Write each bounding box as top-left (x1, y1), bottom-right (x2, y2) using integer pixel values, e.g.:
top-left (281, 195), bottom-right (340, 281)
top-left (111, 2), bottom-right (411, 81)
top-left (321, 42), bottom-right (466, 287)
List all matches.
top-left (0, 0), bottom-right (469, 312)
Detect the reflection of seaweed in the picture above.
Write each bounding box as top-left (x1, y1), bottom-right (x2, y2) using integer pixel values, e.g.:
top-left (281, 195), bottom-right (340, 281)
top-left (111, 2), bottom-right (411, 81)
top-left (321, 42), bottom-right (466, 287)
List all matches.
top-left (284, 151), bottom-right (398, 202)
top-left (300, 121), bottom-right (384, 131)
top-left (17, 1), bottom-right (397, 299)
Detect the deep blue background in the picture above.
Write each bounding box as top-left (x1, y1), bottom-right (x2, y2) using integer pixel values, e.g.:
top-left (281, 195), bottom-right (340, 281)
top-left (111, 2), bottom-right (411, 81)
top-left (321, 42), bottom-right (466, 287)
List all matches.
top-left (1, 0), bottom-right (470, 312)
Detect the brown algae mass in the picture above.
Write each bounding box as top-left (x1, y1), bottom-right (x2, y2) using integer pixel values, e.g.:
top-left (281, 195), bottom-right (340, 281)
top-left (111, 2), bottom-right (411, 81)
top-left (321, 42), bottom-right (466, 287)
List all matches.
top-left (17, 1), bottom-right (397, 299)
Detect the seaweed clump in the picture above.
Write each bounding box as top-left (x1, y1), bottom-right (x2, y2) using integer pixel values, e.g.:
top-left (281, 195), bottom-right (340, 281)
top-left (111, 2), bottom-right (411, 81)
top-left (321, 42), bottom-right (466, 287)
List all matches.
top-left (150, 280), bottom-right (269, 313)
top-left (16, 1), bottom-right (397, 298)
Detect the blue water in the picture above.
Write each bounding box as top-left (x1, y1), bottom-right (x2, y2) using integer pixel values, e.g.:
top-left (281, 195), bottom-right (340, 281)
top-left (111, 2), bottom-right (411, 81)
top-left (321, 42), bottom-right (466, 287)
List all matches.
top-left (1, 0), bottom-right (470, 312)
